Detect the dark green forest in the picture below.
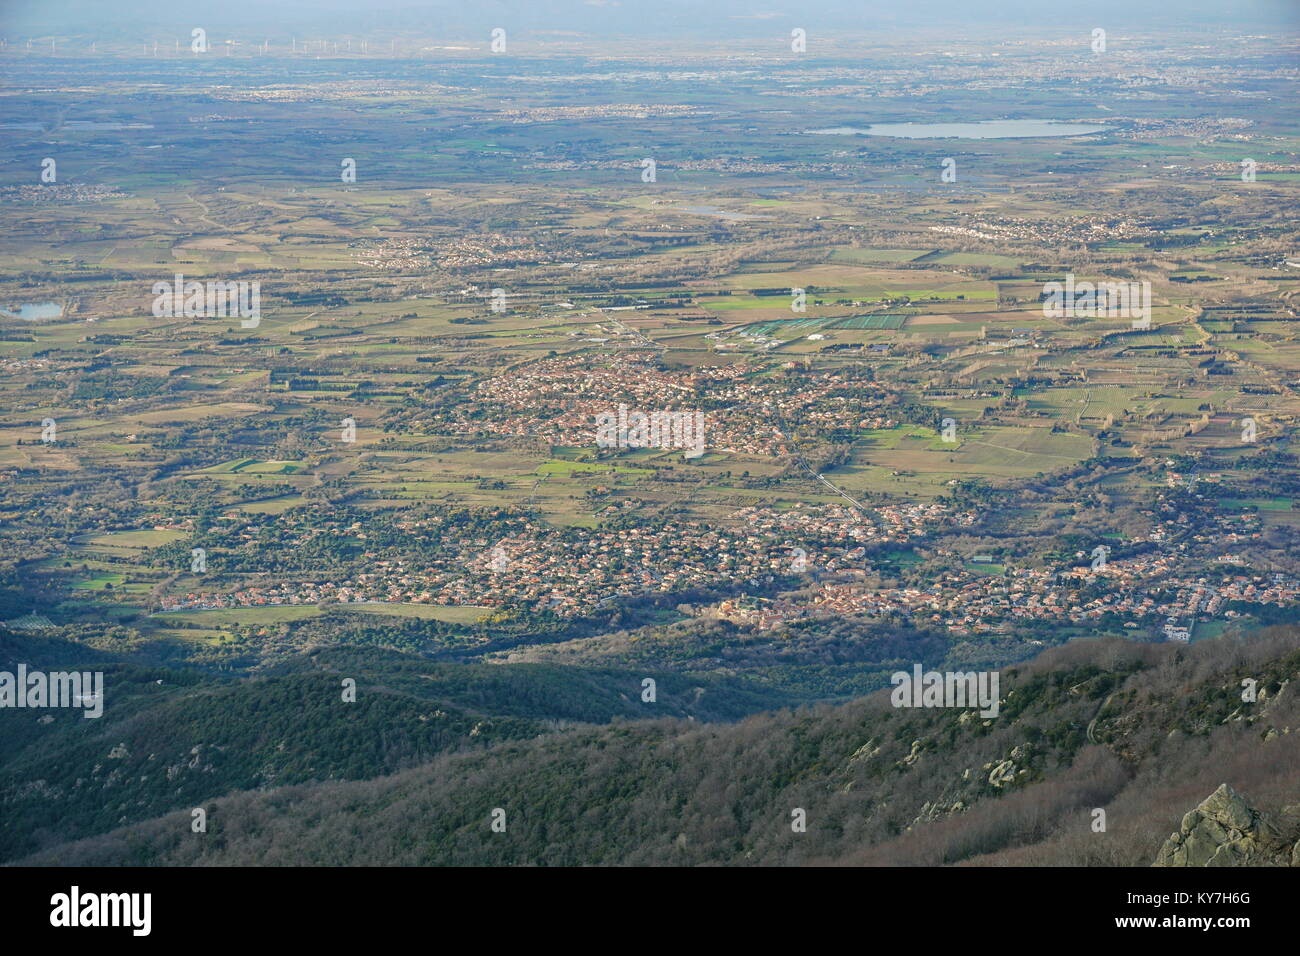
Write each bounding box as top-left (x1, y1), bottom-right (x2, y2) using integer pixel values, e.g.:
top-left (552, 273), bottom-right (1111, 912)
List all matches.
top-left (9, 625), bottom-right (1299, 866)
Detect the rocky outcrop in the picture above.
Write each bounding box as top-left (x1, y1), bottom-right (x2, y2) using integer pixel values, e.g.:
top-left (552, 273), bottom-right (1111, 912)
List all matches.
top-left (1154, 784), bottom-right (1299, 866)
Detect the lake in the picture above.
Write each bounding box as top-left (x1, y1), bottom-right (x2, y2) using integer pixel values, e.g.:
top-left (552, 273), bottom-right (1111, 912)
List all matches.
top-left (0, 121), bottom-right (154, 131)
top-left (807, 120), bottom-right (1109, 139)
top-left (1, 302), bottom-right (63, 320)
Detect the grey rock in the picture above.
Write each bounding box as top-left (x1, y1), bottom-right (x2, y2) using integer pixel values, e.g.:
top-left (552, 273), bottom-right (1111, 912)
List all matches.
top-left (1155, 784), bottom-right (1292, 867)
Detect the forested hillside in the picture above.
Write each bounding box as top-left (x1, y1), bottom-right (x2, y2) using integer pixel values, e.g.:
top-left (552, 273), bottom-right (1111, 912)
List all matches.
top-left (0, 630), bottom-right (796, 862)
top-left (16, 626), bottom-right (1300, 866)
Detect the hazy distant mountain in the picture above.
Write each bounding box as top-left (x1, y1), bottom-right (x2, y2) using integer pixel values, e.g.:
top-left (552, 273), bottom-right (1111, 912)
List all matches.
top-left (3, 0), bottom-right (1296, 43)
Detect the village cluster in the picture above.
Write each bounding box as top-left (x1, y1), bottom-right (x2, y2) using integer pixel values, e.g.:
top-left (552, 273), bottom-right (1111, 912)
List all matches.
top-left (426, 352), bottom-right (896, 455)
top-left (154, 493), bottom-right (1295, 641)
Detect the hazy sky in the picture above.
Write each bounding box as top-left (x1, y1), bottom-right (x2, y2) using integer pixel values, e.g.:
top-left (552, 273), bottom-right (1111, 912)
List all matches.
top-left (3, 0), bottom-right (1298, 41)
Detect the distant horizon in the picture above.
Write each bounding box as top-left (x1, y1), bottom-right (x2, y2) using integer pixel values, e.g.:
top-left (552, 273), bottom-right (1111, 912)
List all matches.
top-left (2, 0), bottom-right (1298, 44)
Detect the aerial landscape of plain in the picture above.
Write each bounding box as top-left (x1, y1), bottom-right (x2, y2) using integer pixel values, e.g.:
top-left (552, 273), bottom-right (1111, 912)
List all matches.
top-left (1, 0), bottom-right (1298, 890)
